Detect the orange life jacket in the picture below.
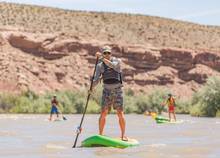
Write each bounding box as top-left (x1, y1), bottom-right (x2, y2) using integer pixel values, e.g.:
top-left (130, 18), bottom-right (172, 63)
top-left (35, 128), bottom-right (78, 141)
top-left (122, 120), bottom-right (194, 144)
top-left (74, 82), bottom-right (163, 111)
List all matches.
top-left (167, 97), bottom-right (175, 107)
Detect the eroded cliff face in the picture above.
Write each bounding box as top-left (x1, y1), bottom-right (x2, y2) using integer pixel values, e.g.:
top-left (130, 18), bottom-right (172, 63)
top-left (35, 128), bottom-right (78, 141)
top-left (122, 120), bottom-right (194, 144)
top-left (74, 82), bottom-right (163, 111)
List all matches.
top-left (0, 31), bottom-right (219, 97)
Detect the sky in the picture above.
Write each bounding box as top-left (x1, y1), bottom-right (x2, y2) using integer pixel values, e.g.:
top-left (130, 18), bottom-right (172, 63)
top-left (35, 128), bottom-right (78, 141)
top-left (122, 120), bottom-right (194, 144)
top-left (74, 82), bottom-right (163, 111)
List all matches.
top-left (1, 0), bottom-right (220, 26)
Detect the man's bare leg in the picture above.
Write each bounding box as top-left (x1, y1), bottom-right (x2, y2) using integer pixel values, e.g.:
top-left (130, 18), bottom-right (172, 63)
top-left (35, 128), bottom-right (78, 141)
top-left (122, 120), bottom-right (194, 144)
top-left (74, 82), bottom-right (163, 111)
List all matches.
top-left (99, 108), bottom-right (108, 135)
top-left (173, 112), bottom-right (176, 121)
top-left (169, 112), bottom-right (171, 121)
top-left (117, 109), bottom-right (127, 141)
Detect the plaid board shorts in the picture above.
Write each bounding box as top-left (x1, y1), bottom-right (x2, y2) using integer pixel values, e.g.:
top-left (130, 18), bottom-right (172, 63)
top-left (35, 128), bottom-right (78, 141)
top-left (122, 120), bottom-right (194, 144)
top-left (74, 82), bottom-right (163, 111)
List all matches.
top-left (101, 87), bottom-right (123, 111)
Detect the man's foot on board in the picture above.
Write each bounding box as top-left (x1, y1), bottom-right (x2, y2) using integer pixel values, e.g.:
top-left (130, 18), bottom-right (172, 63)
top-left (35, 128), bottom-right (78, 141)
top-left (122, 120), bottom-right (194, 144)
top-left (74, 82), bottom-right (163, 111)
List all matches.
top-left (121, 136), bottom-right (129, 141)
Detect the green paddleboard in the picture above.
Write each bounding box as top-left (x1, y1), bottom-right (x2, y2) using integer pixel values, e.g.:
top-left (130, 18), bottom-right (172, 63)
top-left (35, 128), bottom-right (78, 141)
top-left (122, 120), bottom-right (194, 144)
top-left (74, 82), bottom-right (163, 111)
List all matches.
top-left (81, 135), bottom-right (139, 148)
top-left (155, 116), bottom-right (170, 122)
top-left (156, 119), bottom-right (183, 124)
top-left (155, 116), bottom-right (182, 124)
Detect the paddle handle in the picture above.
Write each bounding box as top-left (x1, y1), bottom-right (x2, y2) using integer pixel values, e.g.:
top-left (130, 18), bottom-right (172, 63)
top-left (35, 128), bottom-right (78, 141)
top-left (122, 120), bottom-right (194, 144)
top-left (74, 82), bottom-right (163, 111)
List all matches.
top-left (72, 57), bottom-right (99, 148)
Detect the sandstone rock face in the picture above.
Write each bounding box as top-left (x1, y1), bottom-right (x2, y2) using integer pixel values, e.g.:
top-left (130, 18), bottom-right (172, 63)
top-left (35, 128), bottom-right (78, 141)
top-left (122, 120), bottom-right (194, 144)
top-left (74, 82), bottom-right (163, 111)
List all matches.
top-left (7, 33), bottom-right (68, 59)
top-left (1, 2), bottom-right (220, 98)
top-left (0, 31), bottom-right (220, 97)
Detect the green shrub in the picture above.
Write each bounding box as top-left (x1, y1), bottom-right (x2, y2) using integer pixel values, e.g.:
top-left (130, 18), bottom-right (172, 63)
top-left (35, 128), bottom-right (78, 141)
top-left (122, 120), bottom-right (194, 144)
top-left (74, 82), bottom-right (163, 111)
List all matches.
top-left (190, 103), bottom-right (206, 117)
top-left (125, 88), bottom-right (135, 96)
top-left (134, 95), bottom-right (150, 114)
top-left (32, 97), bottom-right (51, 113)
top-left (10, 96), bottom-right (33, 113)
top-left (74, 98), bottom-right (85, 114)
top-left (90, 84), bottom-right (102, 105)
top-left (216, 110), bottom-right (220, 117)
top-left (133, 88), bottom-right (167, 114)
top-left (22, 90), bottom-right (39, 100)
top-left (0, 93), bottom-right (16, 113)
top-left (124, 95), bottom-right (138, 113)
top-left (190, 77), bottom-right (220, 117)
top-left (147, 89), bottom-right (168, 114)
top-left (175, 99), bottom-right (190, 114)
top-left (87, 100), bottom-right (100, 114)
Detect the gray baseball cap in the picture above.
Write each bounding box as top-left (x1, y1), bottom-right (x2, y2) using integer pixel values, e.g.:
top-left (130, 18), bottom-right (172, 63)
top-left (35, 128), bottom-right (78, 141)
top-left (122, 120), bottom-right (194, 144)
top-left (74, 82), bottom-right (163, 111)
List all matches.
top-left (101, 46), bottom-right (111, 53)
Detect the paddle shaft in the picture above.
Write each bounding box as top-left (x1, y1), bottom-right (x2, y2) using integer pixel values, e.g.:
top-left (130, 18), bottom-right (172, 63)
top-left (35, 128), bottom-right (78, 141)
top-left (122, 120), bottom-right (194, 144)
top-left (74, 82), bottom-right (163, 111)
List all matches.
top-left (56, 107), bottom-right (67, 120)
top-left (72, 57), bottom-right (99, 148)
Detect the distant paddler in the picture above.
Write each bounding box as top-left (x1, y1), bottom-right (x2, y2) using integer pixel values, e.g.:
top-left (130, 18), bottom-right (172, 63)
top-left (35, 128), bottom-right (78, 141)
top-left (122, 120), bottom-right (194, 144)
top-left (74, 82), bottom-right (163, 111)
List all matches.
top-left (49, 95), bottom-right (67, 121)
top-left (161, 93), bottom-right (177, 122)
top-left (49, 95), bottom-right (60, 121)
top-left (144, 111), bottom-right (157, 118)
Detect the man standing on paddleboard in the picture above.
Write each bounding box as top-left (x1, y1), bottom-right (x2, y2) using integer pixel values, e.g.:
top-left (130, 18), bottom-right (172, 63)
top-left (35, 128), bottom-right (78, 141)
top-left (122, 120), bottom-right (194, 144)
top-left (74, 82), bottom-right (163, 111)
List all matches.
top-left (49, 95), bottom-right (60, 121)
top-left (90, 45), bottom-right (128, 141)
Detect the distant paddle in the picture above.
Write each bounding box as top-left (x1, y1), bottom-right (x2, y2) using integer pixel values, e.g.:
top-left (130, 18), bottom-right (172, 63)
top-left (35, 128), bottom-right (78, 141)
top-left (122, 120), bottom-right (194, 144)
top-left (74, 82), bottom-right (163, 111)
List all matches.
top-left (72, 57), bottom-right (99, 148)
top-left (60, 112), bottom-right (67, 121)
top-left (62, 116), bottom-right (67, 120)
top-left (57, 107), bottom-right (67, 121)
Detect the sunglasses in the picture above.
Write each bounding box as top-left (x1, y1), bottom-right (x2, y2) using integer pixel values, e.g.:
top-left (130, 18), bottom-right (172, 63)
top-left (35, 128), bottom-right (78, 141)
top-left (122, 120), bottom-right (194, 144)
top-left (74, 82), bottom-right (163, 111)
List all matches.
top-left (103, 52), bottom-right (111, 55)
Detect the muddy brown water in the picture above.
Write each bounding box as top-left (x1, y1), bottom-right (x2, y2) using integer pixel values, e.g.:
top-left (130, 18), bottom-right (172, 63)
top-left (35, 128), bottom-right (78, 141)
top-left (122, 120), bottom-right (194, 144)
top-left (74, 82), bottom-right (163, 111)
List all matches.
top-left (0, 114), bottom-right (219, 158)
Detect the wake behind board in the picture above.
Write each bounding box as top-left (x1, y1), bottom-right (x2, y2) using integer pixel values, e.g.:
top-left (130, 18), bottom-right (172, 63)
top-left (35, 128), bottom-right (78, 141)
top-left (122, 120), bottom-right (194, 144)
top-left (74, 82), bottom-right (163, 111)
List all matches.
top-left (47, 118), bottom-right (64, 122)
top-left (81, 135), bottom-right (139, 148)
top-left (53, 118), bottom-right (63, 121)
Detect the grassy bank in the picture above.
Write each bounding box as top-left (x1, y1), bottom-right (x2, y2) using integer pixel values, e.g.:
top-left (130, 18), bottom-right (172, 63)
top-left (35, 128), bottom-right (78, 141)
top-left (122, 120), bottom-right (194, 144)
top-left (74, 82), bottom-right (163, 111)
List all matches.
top-left (0, 87), bottom-right (183, 114)
top-left (0, 77), bottom-right (219, 117)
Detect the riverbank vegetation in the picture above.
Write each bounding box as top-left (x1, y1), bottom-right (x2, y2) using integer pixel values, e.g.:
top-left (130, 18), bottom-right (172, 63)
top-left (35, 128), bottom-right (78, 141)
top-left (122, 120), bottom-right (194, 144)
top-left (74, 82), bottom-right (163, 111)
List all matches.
top-left (0, 77), bottom-right (219, 117)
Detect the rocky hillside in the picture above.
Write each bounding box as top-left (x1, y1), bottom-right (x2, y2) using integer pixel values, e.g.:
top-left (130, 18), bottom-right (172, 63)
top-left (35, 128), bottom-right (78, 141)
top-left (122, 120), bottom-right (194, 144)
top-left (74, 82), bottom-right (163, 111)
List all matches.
top-left (0, 2), bottom-right (220, 97)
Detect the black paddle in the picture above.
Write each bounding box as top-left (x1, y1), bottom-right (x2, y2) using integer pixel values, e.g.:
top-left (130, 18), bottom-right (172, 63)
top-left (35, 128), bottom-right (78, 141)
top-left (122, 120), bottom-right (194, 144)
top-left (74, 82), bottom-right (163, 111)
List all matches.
top-left (60, 110), bottom-right (67, 120)
top-left (57, 107), bottom-right (67, 121)
top-left (72, 57), bottom-right (99, 148)
top-left (63, 116), bottom-right (67, 120)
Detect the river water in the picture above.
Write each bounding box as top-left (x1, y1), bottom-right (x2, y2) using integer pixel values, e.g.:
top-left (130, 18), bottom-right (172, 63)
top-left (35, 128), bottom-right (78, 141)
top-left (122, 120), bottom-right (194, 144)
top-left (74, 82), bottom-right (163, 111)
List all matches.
top-left (0, 114), bottom-right (219, 158)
